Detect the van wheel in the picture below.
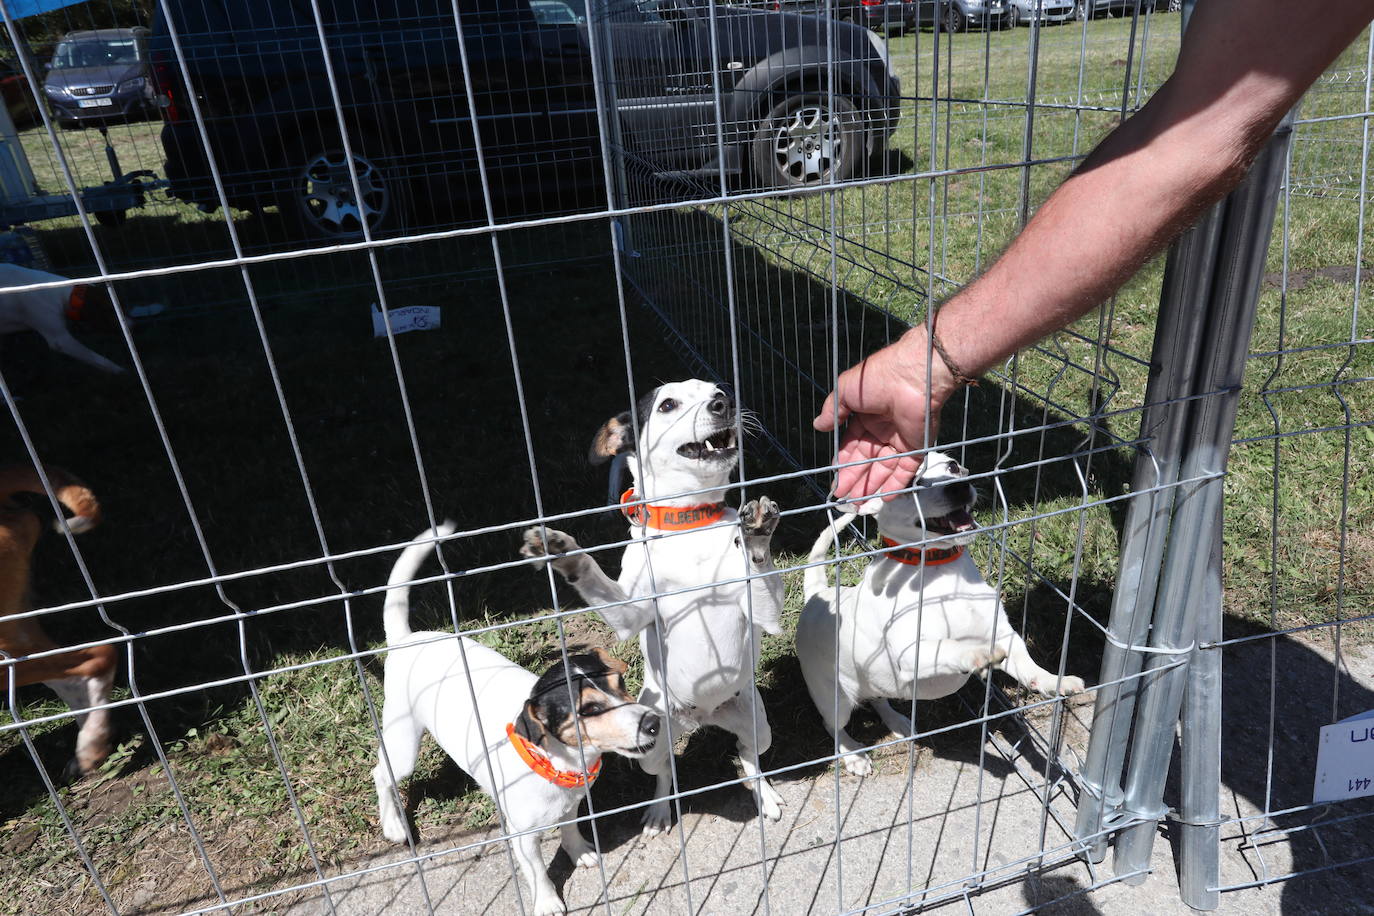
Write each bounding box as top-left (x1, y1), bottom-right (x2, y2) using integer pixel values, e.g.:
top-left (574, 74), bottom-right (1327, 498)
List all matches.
top-left (750, 94), bottom-right (862, 189)
top-left (941, 5), bottom-right (966, 31)
top-left (280, 146), bottom-right (394, 239)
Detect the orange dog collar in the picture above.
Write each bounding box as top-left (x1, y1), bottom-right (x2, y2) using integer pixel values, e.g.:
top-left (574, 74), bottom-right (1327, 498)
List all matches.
top-left (65, 285), bottom-right (89, 323)
top-left (620, 488), bottom-right (726, 531)
top-left (506, 723), bottom-right (601, 789)
top-left (881, 536), bottom-right (965, 567)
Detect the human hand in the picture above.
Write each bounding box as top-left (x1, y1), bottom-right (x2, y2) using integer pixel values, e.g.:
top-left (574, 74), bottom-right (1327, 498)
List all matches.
top-left (812, 329), bottom-right (958, 502)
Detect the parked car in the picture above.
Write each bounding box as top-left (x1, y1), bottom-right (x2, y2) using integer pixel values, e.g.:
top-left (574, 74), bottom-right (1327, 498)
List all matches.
top-left (937, 0), bottom-right (1013, 31)
top-left (0, 59), bottom-right (39, 127)
top-left (752, 0), bottom-right (1009, 33)
top-left (42, 28), bottom-right (155, 127)
top-left (150, 0), bottom-right (900, 238)
top-left (1008, 0), bottom-right (1075, 26)
top-left (1074, 0), bottom-right (1178, 19)
top-left (743, 0), bottom-right (915, 32)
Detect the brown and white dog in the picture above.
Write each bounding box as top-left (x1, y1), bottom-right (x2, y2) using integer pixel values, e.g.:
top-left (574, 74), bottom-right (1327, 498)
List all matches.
top-left (0, 464), bottom-right (117, 778)
top-left (0, 263), bottom-right (125, 374)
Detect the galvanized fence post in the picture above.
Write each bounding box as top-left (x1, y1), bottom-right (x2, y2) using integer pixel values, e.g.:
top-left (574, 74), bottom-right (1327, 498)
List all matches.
top-left (1109, 109), bottom-right (1296, 901)
top-left (1072, 197), bottom-right (1223, 863)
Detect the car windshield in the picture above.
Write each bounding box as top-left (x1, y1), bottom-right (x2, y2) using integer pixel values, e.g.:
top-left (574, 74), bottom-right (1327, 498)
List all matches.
top-left (51, 37), bottom-right (139, 70)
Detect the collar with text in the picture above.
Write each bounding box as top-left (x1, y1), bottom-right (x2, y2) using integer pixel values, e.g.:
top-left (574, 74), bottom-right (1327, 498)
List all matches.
top-left (880, 536), bottom-right (965, 567)
top-left (505, 722), bottom-right (601, 789)
top-left (65, 285), bottom-right (90, 324)
top-left (620, 488), bottom-right (727, 531)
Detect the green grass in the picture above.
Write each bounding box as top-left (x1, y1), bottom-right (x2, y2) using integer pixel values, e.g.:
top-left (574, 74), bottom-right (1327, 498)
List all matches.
top-left (0, 14), bottom-right (1370, 913)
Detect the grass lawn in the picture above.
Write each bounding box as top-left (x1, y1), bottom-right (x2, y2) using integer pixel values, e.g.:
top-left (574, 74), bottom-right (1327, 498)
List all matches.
top-left (0, 13), bottom-right (1370, 914)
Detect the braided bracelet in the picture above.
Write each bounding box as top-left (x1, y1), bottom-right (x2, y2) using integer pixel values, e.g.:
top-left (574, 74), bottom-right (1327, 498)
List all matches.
top-left (928, 328), bottom-right (980, 387)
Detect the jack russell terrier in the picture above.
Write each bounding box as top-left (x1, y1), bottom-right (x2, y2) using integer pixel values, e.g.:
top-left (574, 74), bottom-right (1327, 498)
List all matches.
top-left (796, 451), bottom-right (1085, 776)
top-left (0, 464), bottom-right (117, 778)
top-left (0, 263), bottom-right (125, 374)
top-left (373, 524), bottom-right (661, 916)
top-left (520, 380), bottom-right (786, 835)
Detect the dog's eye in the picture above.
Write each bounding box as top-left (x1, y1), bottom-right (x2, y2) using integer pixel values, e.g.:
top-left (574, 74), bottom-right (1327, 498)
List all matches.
top-left (578, 703), bottom-right (604, 717)
top-left (657, 398), bottom-right (678, 413)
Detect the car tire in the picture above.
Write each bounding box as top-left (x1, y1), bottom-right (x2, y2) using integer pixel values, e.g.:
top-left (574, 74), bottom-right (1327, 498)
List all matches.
top-left (941, 4), bottom-right (967, 31)
top-left (278, 142), bottom-right (395, 240)
top-left (750, 93), bottom-right (863, 190)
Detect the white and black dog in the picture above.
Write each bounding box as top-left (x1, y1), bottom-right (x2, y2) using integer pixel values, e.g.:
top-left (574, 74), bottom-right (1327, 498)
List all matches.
top-left (521, 380), bottom-right (785, 835)
top-left (796, 451), bottom-right (1085, 776)
top-left (0, 263), bottom-right (126, 374)
top-left (373, 525), bottom-right (661, 916)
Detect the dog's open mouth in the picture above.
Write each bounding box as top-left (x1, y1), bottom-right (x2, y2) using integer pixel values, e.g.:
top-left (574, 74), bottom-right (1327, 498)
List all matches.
top-left (622, 740), bottom-right (657, 756)
top-left (924, 508), bottom-right (978, 535)
top-left (677, 428), bottom-right (737, 460)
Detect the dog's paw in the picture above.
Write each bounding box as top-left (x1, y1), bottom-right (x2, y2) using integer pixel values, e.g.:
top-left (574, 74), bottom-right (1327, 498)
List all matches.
top-left (755, 778), bottom-right (784, 820)
top-left (1031, 674), bottom-right (1086, 697)
top-left (379, 809), bottom-right (409, 844)
top-left (640, 801), bottom-right (673, 837)
top-left (572, 847), bottom-right (600, 869)
top-left (533, 895), bottom-right (567, 916)
top-left (842, 753), bottom-right (873, 778)
top-left (739, 496), bottom-right (781, 539)
top-left (520, 528), bottom-right (584, 578)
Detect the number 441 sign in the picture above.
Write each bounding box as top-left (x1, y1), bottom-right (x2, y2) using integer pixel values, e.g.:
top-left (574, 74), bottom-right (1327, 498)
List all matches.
top-left (1313, 709), bottom-right (1374, 803)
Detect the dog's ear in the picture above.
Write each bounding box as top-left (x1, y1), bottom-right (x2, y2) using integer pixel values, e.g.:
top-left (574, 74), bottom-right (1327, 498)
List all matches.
top-left (587, 646), bottom-right (627, 675)
top-left (589, 411), bottom-right (635, 466)
top-left (513, 700), bottom-right (549, 745)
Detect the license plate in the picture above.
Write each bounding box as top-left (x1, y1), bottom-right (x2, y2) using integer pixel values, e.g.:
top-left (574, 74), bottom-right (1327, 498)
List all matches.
top-left (77, 98), bottom-right (113, 108)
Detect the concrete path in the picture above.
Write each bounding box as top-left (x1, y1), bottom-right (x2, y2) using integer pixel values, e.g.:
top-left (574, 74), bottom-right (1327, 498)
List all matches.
top-left (284, 634), bottom-right (1374, 915)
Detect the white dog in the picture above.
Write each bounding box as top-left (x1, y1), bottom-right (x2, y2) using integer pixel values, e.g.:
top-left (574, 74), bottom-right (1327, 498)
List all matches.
top-left (0, 263), bottom-right (125, 373)
top-left (373, 525), bottom-right (661, 916)
top-left (796, 451), bottom-right (1086, 777)
top-left (520, 380), bottom-right (785, 835)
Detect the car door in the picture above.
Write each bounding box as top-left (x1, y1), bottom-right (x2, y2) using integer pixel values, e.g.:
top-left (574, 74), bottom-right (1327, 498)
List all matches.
top-left (611, 0), bottom-right (720, 176)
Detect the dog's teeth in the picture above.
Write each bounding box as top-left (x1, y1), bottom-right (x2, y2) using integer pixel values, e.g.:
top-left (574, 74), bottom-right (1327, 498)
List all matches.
top-left (704, 439), bottom-right (715, 452)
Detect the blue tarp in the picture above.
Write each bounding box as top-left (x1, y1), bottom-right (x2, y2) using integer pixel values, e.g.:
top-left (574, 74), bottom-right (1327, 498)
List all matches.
top-left (1, 0), bottom-right (87, 20)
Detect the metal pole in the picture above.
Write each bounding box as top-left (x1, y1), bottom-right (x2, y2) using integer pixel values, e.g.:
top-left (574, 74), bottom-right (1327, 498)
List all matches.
top-left (1072, 176), bottom-right (1224, 865)
top-left (1178, 517), bottom-right (1223, 909)
top-left (1112, 109), bottom-right (1296, 891)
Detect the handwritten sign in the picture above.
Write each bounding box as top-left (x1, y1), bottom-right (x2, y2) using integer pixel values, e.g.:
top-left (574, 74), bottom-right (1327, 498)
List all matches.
top-left (371, 303), bottom-right (440, 337)
top-left (1313, 708), bottom-right (1374, 803)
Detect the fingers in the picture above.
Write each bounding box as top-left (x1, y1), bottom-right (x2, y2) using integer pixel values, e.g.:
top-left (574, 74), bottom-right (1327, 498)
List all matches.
top-left (813, 391), bottom-right (849, 432)
top-left (830, 438), bottom-right (924, 502)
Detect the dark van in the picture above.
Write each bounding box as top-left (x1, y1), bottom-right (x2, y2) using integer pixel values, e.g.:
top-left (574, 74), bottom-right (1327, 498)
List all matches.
top-left (150, 0), bottom-right (900, 237)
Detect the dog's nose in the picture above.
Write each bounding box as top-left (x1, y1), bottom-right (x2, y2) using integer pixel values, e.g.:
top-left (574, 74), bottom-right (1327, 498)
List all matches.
top-left (640, 713), bottom-right (661, 738)
top-left (707, 392), bottom-right (732, 417)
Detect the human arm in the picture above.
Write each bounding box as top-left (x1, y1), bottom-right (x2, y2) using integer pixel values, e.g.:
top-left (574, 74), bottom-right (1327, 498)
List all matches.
top-left (815, 0), bottom-right (1374, 501)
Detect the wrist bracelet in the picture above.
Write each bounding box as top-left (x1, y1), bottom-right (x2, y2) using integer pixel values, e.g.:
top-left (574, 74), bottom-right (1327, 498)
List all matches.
top-left (928, 328), bottom-right (980, 387)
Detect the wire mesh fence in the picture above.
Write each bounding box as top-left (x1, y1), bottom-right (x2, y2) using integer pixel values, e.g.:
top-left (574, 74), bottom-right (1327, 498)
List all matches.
top-left (0, 0), bottom-right (1369, 913)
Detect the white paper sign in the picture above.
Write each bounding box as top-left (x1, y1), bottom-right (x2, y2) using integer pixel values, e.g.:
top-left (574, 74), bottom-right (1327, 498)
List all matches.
top-left (1313, 708), bottom-right (1374, 803)
top-left (372, 303), bottom-right (440, 337)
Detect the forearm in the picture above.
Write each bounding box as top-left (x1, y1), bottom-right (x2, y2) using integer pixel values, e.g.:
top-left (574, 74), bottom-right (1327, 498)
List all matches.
top-left (918, 0), bottom-right (1373, 387)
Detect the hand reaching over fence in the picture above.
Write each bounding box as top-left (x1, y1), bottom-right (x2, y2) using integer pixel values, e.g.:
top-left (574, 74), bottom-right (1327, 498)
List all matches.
top-left (816, 0), bottom-right (1374, 501)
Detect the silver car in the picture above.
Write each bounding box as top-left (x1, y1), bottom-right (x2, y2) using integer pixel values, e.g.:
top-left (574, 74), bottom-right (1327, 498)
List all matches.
top-left (1009, 0), bottom-right (1075, 24)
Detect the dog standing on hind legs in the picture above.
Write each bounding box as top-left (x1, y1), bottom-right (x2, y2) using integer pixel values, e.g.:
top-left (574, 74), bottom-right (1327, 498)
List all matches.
top-left (796, 451), bottom-right (1085, 777)
top-left (373, 524), bottom-right (661, 916)
top-left (521, 380), bottom-right (786, 835)
top-left (0, 464), bottom-right (116, 778)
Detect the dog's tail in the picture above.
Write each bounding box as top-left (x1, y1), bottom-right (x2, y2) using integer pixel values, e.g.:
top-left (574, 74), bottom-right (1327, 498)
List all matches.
top-left (384, 522), bottom-right (456, 646)
top-left (803, 512), bottom-right (857, 602)
top-left (0, 464), bottom-right (100, 535)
